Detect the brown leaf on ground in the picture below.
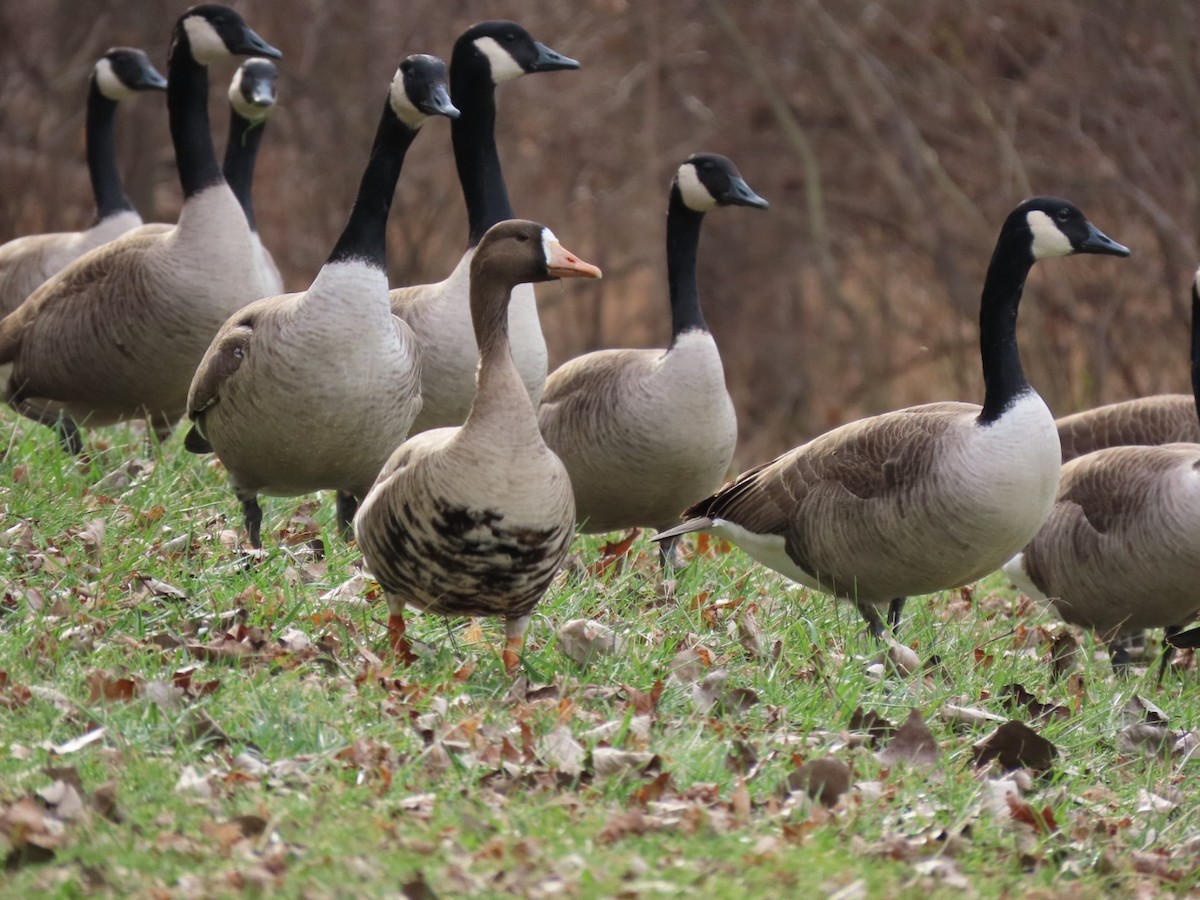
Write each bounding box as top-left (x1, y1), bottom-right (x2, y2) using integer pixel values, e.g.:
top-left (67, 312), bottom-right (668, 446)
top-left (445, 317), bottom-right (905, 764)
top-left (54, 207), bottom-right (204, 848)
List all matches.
top-left (130, 573), bottom-right (187, 602)
top-left (556, 619), bottom-right (626, 665)
top-left (736, 607), bottom-right (768, 660)
top-left (1049, 632), bottom-right (1078, 681)
top-left (402, 871), bottom-right (440, 900)
top-left (999, 683), bottom-right (1070, 723)
top-left (1114, 695), bottom-right (1198, 758)
top-left (725, 739), bottom-right (759, 775)
top-left (632, 771), bottom-right (672, 805)
top-left (597, 808), bottom-right (654, 845)
top-left (787, 757), bottom-right (851, 807)
top-left (972, 721), bottom-right (1057, 772)
top-left (1, 797), bottom-right (66, 868)
top-left (668, 647), bottom-right (710, 684)
top-left (848, 707), bottom-right (895, 748)
top-left (939, 704), bottom-right (1007, 730)
top-left (591, 748), bottom-right (660, 779)
top-left (877, 709), bottom-right (940, 766)
top-left (621, 681), bottom-right (664, 716)
top-left (35, 781), bottom-right (86, 821)
top-left (1006, 795), bottom-right (1059, 834)
top-left (692, 670), bottom-right (759, 715)
top-left (587, 529), bottom-right (640, 579)
top-left (0, 670), bottom-right (32, 710)
top-left (85, 671), bottom-right (137, 704)
top-left (540, 726), bottom-right (585, 777)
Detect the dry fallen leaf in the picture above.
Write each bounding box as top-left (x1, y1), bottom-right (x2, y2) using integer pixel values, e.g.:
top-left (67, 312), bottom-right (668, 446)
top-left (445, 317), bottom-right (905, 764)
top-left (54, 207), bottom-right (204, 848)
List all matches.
top-left (848, 707), bottom-right (895, 749)
top-left (692, 670), bottom-right (759, 715)
top-left (787, 757), bottom-right (850, 808)
top-left (588, 529), bottom-right (640, 579)
top-left (736, 607), bottom-right (768, 660)
top-left (877, 709), bottom-right (940, 766)
top-left (540, 725), bottom-right (585, 777)
top-left (972, 720), bottom-right (1056, 772)
top-left (591, 748), bottom-right (659, 778)
top-left (999, 683), bottom-right (1070, 723)
top-left (556, 619), bottom-right (626, 666)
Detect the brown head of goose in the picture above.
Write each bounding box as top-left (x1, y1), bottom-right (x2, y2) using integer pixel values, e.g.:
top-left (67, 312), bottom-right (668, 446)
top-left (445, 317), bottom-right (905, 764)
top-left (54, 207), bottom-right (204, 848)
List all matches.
top-left (538, 153), bottom-right (767, 568)
top-left (185, 54), bottom-right (458, 549)
top-left (389, 21), bottom-right (579, 434)
top-left (223, 57), bottom-right (283, 297)
top-left (355, 219), bottom-right (601, 674)
top-left (0, 4), bottom-right (281, 454)
top-left (0, 47), bottom-right (167, 319)
top-left (1003, 266), bottom-right (1200, 682)
top-left (654, 197), bottom-right (1130, 637)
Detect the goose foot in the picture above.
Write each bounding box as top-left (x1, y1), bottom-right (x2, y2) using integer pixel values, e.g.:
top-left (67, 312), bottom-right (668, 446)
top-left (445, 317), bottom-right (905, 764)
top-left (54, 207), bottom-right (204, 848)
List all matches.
top-left (886, 597), bottom-right (907, 634)
top-left (503, 615), bottom-right (530, 676)
top-left (388, 612), bottom-right (417, 666)
top-left (1108, 640), bottom-right (1133, 675)
top-left (239, 492), bottom-right (263, 550)
top-left (335, 492), bottom-right (358, 543)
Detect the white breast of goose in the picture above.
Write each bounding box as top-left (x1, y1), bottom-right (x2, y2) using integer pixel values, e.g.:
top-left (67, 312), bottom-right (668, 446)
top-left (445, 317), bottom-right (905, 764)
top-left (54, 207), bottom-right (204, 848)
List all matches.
top-left (395, 248), bottom-right (546, 431)
top-left (251, 232), bottom-right (284, 297)
top-left (1022, 444), bottom-right (1200, 634)
top-left (562, 331), bottom-right (737, 532)
top-left (165, 185), bottom-right (266, 307)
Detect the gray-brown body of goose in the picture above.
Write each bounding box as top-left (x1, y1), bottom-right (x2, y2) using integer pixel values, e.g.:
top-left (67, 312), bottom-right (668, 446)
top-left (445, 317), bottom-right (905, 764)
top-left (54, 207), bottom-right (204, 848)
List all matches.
top-left (0, 48), bottom-right (167, 319)
top-left (1003, 268), bottom-right (1200, 681)
top-left (0, 5), bottom-right (281, 454)
top-left (389, 21), bottom-right (579, 434)
top-left (654, 198), bottom-right (1130, 636)
top-left (184, 55), bottom-right (458, 549)
top-left (355, 219), bottom-right (601, 673)
top-left (538, 154), bottom-right (767, 566)
top-left (223, 58), bottom-right (283, 297)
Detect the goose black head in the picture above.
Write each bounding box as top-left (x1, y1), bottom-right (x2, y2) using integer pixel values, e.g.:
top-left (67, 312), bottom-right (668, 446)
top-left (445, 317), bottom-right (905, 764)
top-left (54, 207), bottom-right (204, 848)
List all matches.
top-left (675, 153), bottom-right (769, 213)
top-left (389, 54), bottom-right (458, 128)
top-left (177, 4), bottom-right (282, 66)
top-left (228, 58), bottom-right (277, 123)
top-left (474, 219), bottom-right (601, 287)
top-left (1012, 196), bottom-right (1130, 261)
top-left (95, 48), bottom-right (168, 100)
top-left (456, 20), bottom-right (579, 84)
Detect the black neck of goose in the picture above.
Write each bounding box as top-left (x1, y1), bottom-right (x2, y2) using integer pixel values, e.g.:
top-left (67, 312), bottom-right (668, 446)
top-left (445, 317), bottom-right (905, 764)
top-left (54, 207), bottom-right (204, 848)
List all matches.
top-left (667, 186), bottom-right (708, 344)
top-left (1191, 279), bottom-right (1200, 427)
top-left (86, 79), bottom-right (136, 222)
top-left (326, 101), bottom-right (419, 269)
top-left (977, 230), bottom-right (1034, 424)
top-left (223, 109), bottom-right (264, 232)
top-left (167, 33), bottom-right (224, 198)
top-left (451, 62), bottom-right (513, 247)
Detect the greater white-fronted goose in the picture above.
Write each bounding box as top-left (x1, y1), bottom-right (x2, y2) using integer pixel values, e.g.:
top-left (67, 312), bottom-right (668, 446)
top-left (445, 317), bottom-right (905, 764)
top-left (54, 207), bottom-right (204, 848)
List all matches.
top-left (389, 21), bottom-right (579, 433)
top-left (356, 219), bottom-right (601, 673)
top-left (0, 48), bottom-right (167, 318)
top-left (185, 55), bottom-right (458, 548)
top-left (223, 57), bottom-right (283, 296)
top-left (654, 197), bottom-right (1130, 635)
top-left (538, 154), bottom-right (767, 567)
top-left (0, 4), bottom-right (281, 454)
top-left (1004, 267), bottom-right (1200, 681)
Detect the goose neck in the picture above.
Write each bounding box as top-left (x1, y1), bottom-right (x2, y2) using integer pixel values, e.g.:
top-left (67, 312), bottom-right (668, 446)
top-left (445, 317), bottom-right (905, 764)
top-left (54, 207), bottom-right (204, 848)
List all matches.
top-left (222, 109), bottom-right (264, 232)
top-left (450, 61), bottom-right (513, 248)
top-left (466, 277), bottom-right (536, 432)
top-left (666, 186), bottom-right (708, 344)
top-left (86, 79), bottom-right (136, 222)
top-left (325, 102), bottom-right (420, 270)
top-left (167, 33), bottom-right (224, 199)
top-left (1191, 278), bottom-right (1200, 427)
top-left (977, 231), bottom-right (1034, 424)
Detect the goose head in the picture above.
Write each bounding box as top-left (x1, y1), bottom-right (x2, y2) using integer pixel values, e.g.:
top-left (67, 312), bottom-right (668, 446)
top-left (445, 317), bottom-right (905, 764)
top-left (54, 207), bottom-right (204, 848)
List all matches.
top-left (457, 20), bottom-right (580, 84)
top-left (94, 48), bottom-right (168, 100)
top-left (177, 4), bottom-right (282, 66)
top-left (473, 220), bottom-right (601, 289)
top-left (1010, 196), bottom-right (1130, 262)
top-left (228, 59), bottom-right (277, 124)
top-left (675, 153), bottom-right (769, 212)
top-left (389, 54), bottom-right (459, 128)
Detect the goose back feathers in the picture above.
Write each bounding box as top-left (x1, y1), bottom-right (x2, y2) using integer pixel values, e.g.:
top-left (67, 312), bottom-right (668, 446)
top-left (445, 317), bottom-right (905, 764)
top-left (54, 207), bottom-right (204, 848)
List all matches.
top-left (538, 154), bottom-right (767, 541)
top-left (389, 21), bottom-right (579, 433)
top-left (0, 48), bottom-right (167, 318)
top-left (655, 198), bottom-right (1130, 631)
top-left (356, 220), bottom-right (601, 671)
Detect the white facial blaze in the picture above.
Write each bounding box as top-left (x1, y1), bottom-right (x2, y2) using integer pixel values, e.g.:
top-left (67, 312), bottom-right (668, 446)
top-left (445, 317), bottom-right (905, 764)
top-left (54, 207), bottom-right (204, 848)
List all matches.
top-left (94, 58), bottom-right (131, 100)
top-left (183, 15), bottom-right (231, 65)
top-left (541, 228), bottom-right (560, 269)
top-left (676, 163), bottom-right (717, 212)
top-left (1026, 210), bottom-right (1074, 260)
top-left (227, 66), bottom-right (264, 121)
top-left (474, 36), bottom-right (525, 83)
top-left (388, 69), bottom-right (425, 128)
top-left (1193, 265), bottom-right (1200, 296)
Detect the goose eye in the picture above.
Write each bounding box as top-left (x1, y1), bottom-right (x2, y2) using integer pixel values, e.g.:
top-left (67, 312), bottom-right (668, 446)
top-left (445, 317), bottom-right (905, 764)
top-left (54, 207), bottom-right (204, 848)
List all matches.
top-left (1055, 208), bottom-right (1071, 223)
top-left (504, 32), bottom-right (516, 43)
top-left (515, 233), bottom-right (530, 243)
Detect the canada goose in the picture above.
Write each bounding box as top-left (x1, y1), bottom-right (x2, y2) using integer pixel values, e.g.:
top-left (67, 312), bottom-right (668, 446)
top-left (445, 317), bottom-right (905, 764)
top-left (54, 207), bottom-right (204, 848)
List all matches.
top-left (355, 219), bottom-right (601, 673)
top-left (224, 58), bottom-right (283, 296)
top-left (0, 48), bottom-right (167, 318)
top-left (1003, 267), bottom-right (1200, 681)
top-left (538, 154), bottom-right (767, 566)
top-left (1055, 283), bottom-right (1200, 458)
top-left (389, 21), bottom-right (579, 433)
top-left (184, 55), bottom-right (458, 549)
top-left (0, 5), bottom-right (281, 454)
top-left (654, 198), bottom-right (1130, 635)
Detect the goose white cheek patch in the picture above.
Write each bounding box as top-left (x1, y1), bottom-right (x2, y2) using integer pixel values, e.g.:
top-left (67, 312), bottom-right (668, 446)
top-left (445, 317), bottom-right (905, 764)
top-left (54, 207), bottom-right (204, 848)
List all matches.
top-left (676, 163), bottom-right (717, 212)
top-left (388, 71), bottom-right (425, 128)
top-left (541, 228), bottom-right (560, 268)
top-left (94, 58), bottom-right (131, 100)
top-left (474, 37), bottom-right (525, 83)
top-left (183, 16), bottom-right (230, 65)
top-left (1027, 210), bottom-right (1074, 260)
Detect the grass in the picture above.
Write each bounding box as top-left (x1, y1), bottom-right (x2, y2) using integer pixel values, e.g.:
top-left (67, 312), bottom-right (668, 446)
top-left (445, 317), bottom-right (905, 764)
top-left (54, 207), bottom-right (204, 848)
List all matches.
top-left (1, 419), bottom-right (1199, 898)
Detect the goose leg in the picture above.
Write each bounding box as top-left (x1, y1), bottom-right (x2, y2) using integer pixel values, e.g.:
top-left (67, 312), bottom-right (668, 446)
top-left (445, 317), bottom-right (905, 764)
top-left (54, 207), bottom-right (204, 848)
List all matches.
top-left (54, 417), bottom-right (84, 456)
top-left (335, 492), bottom-right (358, 542)
top-left (657, 534), bottom-right (683, 572)
top-left (1108, 639), bottom-right (1133, 674)
top-left (857, 601), bottom-right (886, 640)
top-left (238, 490), bottom-right (263, 550)
top-left (386, 602), bottom-right (417, 665)
top-left (1156, 625), bottom-right (1184, 686)
top-left (148, 413), bottom-right (174, 448)
top-left (503, 614), bottom-right (531, 676)
top-left (886, 597), bottom-right (907, 634)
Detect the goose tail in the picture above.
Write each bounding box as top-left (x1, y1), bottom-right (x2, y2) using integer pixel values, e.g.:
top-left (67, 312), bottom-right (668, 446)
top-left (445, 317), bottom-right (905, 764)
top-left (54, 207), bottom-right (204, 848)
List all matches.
top-left (651, 516), bottom-right (714, 543)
